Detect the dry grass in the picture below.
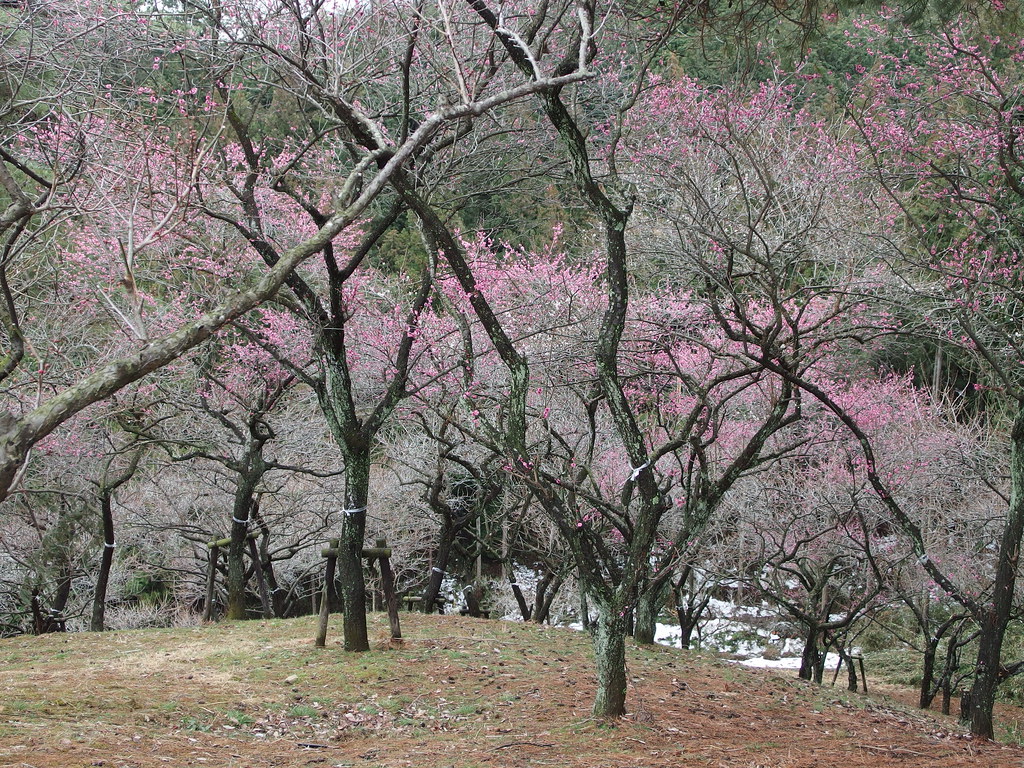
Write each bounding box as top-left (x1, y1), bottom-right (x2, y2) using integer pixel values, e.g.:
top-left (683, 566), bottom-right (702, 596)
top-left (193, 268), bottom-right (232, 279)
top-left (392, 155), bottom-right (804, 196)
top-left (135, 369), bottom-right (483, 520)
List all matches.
top-left (1, 613), bottom-right (1022, 768)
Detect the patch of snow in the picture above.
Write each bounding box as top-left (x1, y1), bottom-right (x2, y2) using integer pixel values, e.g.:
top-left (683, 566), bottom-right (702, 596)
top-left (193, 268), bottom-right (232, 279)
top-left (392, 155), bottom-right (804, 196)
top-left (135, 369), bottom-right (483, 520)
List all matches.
top-left (563, 607), bottom-right (846, 674)
top-left (782, 637), bottom-right (804, 657)
top-left (706, 597), bottom-right (776, 619)
top-left (738, 652), bottom-right (841, 670)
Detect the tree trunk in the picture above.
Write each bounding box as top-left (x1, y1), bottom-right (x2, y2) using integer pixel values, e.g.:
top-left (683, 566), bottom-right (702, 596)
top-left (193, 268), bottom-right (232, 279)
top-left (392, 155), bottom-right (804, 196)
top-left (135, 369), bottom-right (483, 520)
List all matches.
top-left (592, 604), bottom-right (629, 717)
top-left (509, 572), bottom-right (532, 620)
top-left (422, 515), bottom-right (455, 613)
top-left (677, 613), bottom-right (699, 650)
top-left (941, 622), bottom-right (971, 716)
top-left (968, 399), bottom-right (1024, 739)
top-left (633, 589), bottom-right (656, 645)
top-left (634, 578), bottom-right (670, 645)
top-left (532, 571), bottom-right (554, 623)
top-left (30, 588), bottom-right (47, 634)
top-left (845, 650), bottom-right (859, 693)
top-left (33, 567), bottom-right (72, 634)
top-left (968, 612), bottom-right (1002, 738)
top-left (52, 566), bottom-right (72, 621)
top-left (377, 545), bottom-right (402, 640)
top-left (315, 543), bottom-right (338, 648)
top-left (799, 627), bottom-right (821, 682)
top-left (920, 638), bottom-right (938, 709)
top-left (225, 521), bottom-right (249, 619)
top-left (674, 578), bottom-right (710, 651)
top-left (960, 691), bottom-right (972, 725)
top-left (203, 544), bottom-right (219, 621)
top-left (534, 572), bottom-right (563, 625)
top-left (90, 491), bottom-right (116, 632)
top-left (226, 477), bottom-right (258, 620)
top-left (338, 456), bottom-right (370, 652)
top-left (31, 584), bottom-right (67, 634)
top-left (261, 556), bottom-right (287, 618)
top-left (251, 509), bottom-right (288, 618)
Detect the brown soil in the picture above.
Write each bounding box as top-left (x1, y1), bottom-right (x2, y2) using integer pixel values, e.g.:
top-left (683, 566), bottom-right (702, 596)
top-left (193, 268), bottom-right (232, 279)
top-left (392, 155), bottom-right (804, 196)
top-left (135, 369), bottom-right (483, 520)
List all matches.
top-left (1, 613), bottom-right (1022, 768)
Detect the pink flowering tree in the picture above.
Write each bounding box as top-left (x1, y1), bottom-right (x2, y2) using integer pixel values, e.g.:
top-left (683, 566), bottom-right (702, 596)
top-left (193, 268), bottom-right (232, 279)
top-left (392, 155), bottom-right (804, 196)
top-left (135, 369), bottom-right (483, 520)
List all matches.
top-left (450, 0), bottom-right (720, 717)
top-left (851, 400), bottom-right (1003, 710)
top-left (765, 16), bottom-right (1024, 738)
top-left (141, 309), bottom-right (339, 621)
top-left (446, 0), bottom-right (863, 715)
top-left (743, 477), bottom-right (888, 685)
top-left (174, 0), bottom-right (603, 652)
top-left (737, 377), bottom-right (969, 685)
top-left (0, 387), bottom-right (156, 635)
top-left (407, 224), bottom-right (802, 715)
top-left (648, 14), bottom-right (1024, 737)
top-left (0, 0), bottom-right (584, 506)
top-left (611, 71), bottom-right (904, 649)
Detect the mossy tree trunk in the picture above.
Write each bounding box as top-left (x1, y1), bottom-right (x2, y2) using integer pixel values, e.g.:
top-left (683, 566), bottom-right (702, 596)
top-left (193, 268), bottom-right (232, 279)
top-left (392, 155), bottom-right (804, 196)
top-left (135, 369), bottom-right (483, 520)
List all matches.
top-left (337, 452), bottom-right (371, 652)
top-left (315, 249), bottom-right (433, 651)
top-left (592, 604), bottom-right (629, 717)
top-left (634, 577), bottom-right (671, 645)
top-left (799, 627), bottom-right (823, 682)
top-left (966, 400), bottom-right (1024, 738)
top-left (225, 480), bottom-right (257, 620)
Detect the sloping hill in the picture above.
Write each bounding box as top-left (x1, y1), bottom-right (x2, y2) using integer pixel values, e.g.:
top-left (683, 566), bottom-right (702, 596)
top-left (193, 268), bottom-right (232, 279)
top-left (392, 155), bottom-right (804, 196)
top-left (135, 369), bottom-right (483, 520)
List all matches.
top-left (0, 614), bottom-right (1020, 768)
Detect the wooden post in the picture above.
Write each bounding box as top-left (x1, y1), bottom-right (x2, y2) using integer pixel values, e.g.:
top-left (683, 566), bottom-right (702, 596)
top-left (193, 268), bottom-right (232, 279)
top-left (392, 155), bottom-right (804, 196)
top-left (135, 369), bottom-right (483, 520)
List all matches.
top-left (359, 539), bottom-right (401, 640)
top-left (831, 655), bottom-right (844, 687)
top-left (204, 543), bottom-right (220, 621)
top-left (247, 537), bottom-right (273, 619)
top-left (832, 652), bottom-right (868, 693)
top-left (315, 539), bottom-right (340, 648)
top-left (403, 596), bottom-right (422, 611)
top-left (374, 538), bottom-right (402, 640)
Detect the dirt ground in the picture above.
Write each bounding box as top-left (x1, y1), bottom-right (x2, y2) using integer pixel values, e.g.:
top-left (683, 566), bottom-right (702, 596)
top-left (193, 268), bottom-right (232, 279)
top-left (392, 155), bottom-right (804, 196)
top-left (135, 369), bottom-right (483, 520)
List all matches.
top-left (1, 613), bottom-right (1023, 768)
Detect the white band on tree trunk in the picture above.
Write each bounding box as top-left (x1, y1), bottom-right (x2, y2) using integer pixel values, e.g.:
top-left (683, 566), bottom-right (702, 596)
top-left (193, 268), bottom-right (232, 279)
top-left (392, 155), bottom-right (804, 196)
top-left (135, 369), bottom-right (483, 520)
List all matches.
top-left (629, 461), bottom-right (650, 481)
top-left (344, 507), bottom-right (367, 515)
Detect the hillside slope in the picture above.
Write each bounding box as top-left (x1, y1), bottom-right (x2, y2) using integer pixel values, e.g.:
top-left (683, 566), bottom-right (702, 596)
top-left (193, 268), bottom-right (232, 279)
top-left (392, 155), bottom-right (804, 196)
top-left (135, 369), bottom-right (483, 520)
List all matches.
top-left (0, 614), bottom-right (1021, 768)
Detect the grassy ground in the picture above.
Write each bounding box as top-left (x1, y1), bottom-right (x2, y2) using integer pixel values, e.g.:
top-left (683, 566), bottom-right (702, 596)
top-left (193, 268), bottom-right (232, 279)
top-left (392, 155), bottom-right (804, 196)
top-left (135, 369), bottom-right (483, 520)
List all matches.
top-left (1, 613), bottom-right (1022, 768)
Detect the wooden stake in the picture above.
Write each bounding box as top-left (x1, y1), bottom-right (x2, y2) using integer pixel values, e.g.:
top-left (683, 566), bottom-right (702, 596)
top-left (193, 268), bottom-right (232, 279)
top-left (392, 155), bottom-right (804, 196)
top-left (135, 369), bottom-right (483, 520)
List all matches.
top-left (207, 531), bottom-right (258, 549)
top-left (375, 538), bottom-right (402, 640)
top-left (315, 539), bottom-right (340, 647)
top-left (203, 544), bottom-right (219, 622)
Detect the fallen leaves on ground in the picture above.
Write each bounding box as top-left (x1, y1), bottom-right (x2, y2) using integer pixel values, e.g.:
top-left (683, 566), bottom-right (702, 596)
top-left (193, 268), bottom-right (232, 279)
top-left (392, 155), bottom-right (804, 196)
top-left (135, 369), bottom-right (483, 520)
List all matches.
top-left (1, 614), bottom-right (1023, 768)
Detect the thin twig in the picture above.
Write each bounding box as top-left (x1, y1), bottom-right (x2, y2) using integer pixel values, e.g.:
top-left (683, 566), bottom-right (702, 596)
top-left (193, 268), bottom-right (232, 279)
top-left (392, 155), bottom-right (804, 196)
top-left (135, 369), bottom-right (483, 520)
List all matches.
top-left (490, 741), bottom-right (557, 751)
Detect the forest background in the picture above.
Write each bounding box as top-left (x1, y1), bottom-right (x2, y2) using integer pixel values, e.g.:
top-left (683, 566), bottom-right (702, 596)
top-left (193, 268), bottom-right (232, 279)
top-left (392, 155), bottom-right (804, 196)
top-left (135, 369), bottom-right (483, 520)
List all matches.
top-left (4, 0), bottom-right (1024, 743)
